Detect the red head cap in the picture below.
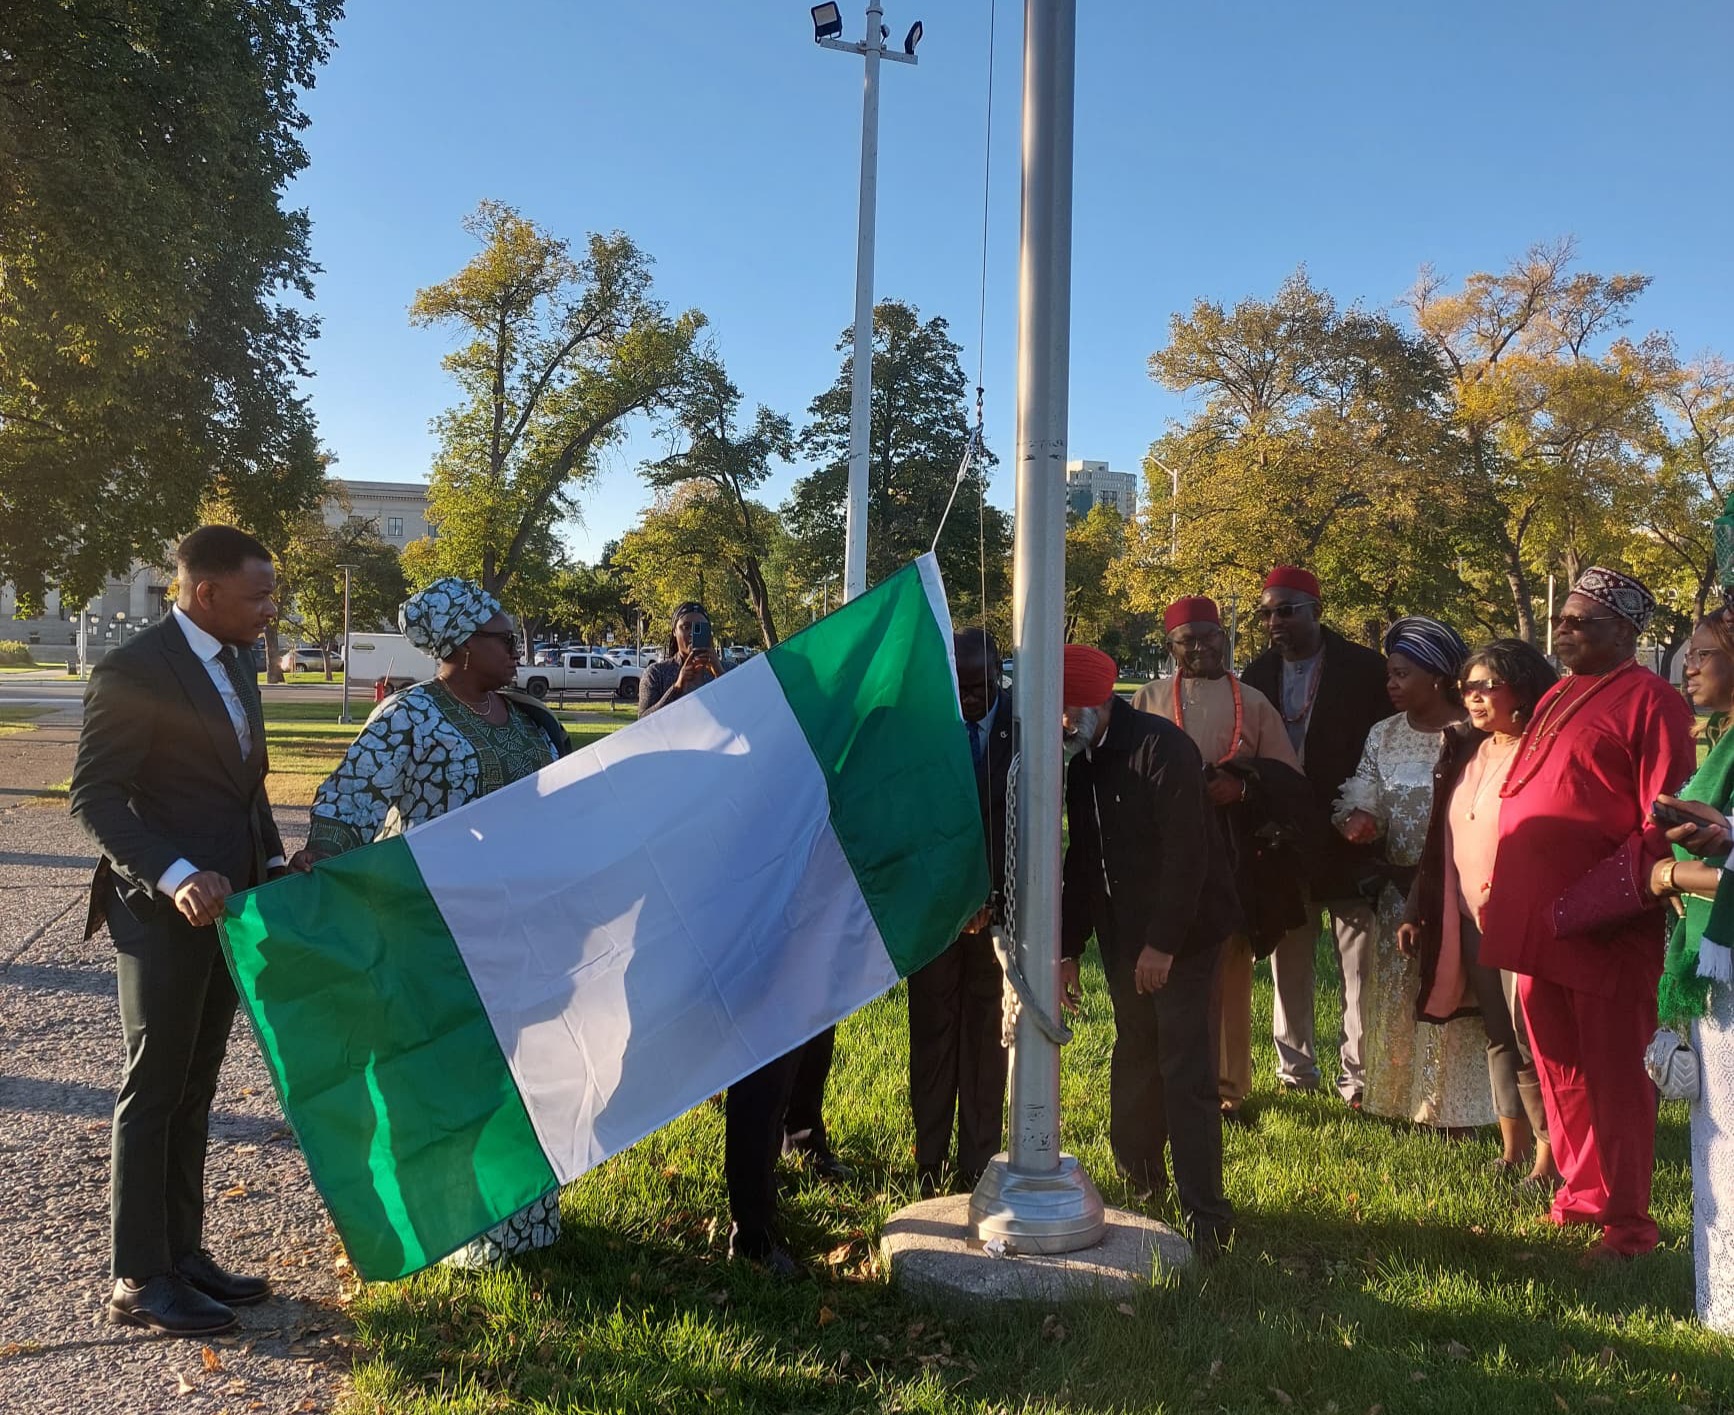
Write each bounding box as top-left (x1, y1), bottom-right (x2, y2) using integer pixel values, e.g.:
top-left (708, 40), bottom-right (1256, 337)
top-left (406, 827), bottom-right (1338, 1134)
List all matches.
top-left (1163, 596), bottom-right (1221, 634)
top-left (1062, 644), bottom-right (1119, 708)
top-left (1262, 565), bottom-right (1322, 600)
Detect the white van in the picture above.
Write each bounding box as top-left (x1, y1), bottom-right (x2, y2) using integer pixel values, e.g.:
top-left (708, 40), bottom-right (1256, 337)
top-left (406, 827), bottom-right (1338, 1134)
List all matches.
top-left (344, 633), bottom-right (440, 693)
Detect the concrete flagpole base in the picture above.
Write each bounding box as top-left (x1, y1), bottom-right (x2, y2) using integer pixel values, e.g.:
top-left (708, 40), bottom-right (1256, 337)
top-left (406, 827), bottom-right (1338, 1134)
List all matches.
top-left (882, 1195), bottom-right (1192, 1308)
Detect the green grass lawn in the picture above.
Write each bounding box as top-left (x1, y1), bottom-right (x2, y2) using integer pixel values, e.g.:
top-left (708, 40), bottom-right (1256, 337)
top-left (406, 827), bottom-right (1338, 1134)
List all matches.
top-left (0, 703), bottom-right (53, 735)
top-left (333, 948), bottom-right (1726, 1415)
top-left (261, 700), bottom-right (635, 804)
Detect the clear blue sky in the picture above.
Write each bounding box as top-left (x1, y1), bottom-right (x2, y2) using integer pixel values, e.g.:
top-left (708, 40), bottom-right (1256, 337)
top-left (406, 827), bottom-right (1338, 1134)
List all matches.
top-left (290, 0), bottom-right (1734, 560)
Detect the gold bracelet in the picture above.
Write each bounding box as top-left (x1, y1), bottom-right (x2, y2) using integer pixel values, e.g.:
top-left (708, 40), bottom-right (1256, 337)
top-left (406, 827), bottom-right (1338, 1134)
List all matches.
top-left (1662, 860), bottom-right (1680, 896)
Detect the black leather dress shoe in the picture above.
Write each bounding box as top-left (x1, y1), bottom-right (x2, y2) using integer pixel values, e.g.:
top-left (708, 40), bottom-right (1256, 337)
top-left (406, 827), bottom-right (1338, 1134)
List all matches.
top-left (174, 1249), bottom-right (271, 1306)
top-left (109, 1275), bottom-right (237, 1336)
top-left (727, 1225), bottom-right (801, 1278)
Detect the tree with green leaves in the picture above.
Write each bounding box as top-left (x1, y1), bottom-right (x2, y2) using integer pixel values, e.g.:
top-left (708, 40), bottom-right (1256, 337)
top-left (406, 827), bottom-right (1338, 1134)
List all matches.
top-left (613, 485), bottom-right (788, 649)
top-left (1113, 270), bottom-right (1470, 644)
top-left (278, 515), bottom-right (407, 680)
top-left (0, 0), bottom-right (340, 611)
top-left (412, 202), bottom-right (703, 597)
top-left (199, 430), bottom-right (330, 681)
top-left (643, 357), bottom-right (791, 646)
top-left (783, 300), bottom-right (1009, 628)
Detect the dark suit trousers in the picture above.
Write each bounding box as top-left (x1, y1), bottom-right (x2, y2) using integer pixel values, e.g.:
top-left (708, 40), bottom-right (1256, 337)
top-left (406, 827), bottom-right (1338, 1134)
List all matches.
top-left (725, 1047), bottom-right (803, 1254)
top-left (907, 928), bottom-right (1006, 1177)
top-left (782, 1027), bottom-right (836, 1153)
top-left (1102, 937), bottom-right (1232, 1241)
top-left (111, 903), bottom-right (238, 1278)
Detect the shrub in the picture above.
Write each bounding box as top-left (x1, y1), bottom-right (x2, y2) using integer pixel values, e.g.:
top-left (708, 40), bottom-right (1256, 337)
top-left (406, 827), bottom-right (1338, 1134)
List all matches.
top-left (0, 641), bottom-right (36, 667)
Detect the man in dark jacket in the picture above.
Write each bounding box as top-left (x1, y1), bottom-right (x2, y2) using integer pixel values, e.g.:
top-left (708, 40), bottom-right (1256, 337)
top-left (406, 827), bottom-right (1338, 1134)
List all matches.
top-left (1241, 566), bottom-right (1390, 1105)
top-left (70, 526), bottom-right (286, 1335)
top-left (1058, 644), bottom-right (1238, 1254)
top-left (907, 628), bottom-right (1012, 1194)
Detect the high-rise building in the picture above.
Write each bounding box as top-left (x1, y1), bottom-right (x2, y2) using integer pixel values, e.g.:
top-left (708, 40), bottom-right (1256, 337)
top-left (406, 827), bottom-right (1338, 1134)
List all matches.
top-left (1065, 459), bottom-right (1136, 520)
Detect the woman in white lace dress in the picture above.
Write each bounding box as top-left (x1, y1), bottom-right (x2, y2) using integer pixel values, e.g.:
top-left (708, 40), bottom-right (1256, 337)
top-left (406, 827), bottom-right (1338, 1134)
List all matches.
top-left (1334, 618), bottom-right (1494, 1131)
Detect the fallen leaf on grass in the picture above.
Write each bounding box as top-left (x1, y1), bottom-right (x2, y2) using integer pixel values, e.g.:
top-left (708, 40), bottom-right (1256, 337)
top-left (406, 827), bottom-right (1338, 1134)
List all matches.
top-left (172, 1371), bottom-right (196, 1395)
top-left (1209, 1360), bottom-right (1223, 1380)
top-left (1366, 1406), bottom-right (1384, 1415)
top-left (1116, 1302), bottom-right (1135, 1316)
top-left (817, 1306), bottom-right (837, 1327)
top-left (1039, 1314), bottom-right (1067, 1343)
top-left (1268, 1388), bottom-right (1294, 1407)
top-left (201, 1345), bottom-right (223, 1372)
top-left (1597, 1346), bottom-right (1615, 1367)
top-left (1554, 1396), bottom-right (1568, 1412)
top-left (1445, 1340), bottom-right (1471, 1361)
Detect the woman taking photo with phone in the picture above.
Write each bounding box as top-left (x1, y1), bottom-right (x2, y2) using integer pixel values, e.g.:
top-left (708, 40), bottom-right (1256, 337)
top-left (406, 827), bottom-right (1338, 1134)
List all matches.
top-left (1646, 608), bottom-right (1734, 1331)
top-left (638, 600), bottom-right (722, 714)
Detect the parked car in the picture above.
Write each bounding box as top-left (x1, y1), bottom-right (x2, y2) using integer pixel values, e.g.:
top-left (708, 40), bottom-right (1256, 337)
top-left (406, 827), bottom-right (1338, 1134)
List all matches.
top-left (604, 646), bottom-right (662, 668)
top-left (279, 645), bottom-right (343, 673)
top-left (517, 651), bottom-right (639, 702)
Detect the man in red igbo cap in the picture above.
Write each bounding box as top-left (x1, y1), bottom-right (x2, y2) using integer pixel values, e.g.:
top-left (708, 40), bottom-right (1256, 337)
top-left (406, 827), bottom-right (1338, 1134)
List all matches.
top-left (1133, 597), bottom-right (1302, 1123)
top-left (1058, 643), bottom-right (1240, 1255)
top-left (1241, 567), bottom-right (1390, 1105)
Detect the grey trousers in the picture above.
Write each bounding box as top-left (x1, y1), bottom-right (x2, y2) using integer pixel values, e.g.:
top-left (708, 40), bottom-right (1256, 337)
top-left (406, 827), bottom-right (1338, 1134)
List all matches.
top-left (1461, 915), bottom-right (1548, 1138)
top-left (1270, 896), bottom-right (1376, 1101)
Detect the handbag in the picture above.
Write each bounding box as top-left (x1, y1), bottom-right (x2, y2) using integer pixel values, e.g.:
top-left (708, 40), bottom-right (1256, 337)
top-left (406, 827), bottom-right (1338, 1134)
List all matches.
top-left (1551, 837), bottom-right (1655, 938)
top-left (1643, 1026), bottom-right (1700, 1102)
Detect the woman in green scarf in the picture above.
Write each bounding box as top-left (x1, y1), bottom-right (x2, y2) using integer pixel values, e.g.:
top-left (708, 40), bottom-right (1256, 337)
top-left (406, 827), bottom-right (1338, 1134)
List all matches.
top-left (1646, 609), bottom-right (1734, 1332)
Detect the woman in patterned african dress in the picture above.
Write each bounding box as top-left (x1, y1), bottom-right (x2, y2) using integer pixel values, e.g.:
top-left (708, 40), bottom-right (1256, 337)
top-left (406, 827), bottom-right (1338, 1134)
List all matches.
top-left (1333, 617), bottom-right (1495, 1133)
top-left (290, 578), bottom-right (571, 1269)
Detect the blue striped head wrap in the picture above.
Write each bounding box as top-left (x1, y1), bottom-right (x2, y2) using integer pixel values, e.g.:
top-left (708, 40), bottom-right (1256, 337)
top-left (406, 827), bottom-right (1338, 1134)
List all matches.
top-left (1383, 616), bottom-right (1468, 679)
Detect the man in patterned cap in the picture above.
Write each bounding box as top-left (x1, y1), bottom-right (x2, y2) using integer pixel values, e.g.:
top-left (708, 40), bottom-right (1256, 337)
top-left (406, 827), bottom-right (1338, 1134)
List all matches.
top-left (1241, 566), bottom-right (1390, 1106)
top-left (1134, 597), bottom-right (1303, 1123)
top-left (1058, 644), bottom-right (1240, 1256)
top-left (1478, 567), bottom-right (1696, 1259)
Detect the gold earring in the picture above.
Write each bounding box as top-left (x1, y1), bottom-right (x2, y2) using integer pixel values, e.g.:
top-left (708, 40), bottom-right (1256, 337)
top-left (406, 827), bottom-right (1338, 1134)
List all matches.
top-left (463, 650), bottom-right (471, 671)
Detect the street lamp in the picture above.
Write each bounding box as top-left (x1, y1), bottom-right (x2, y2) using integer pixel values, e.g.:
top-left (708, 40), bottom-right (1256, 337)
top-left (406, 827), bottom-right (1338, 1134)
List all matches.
top-left (337, 563), bottom-right (356, 725)
top-left (1148, 455), bottom-right (1179, 559)
top-left (810, 1), bottom-right (921, 604)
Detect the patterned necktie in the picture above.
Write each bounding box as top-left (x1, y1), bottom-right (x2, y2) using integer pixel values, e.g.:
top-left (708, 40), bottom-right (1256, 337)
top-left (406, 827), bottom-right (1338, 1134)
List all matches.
top-left (217, 644), bottom-right (264, 756)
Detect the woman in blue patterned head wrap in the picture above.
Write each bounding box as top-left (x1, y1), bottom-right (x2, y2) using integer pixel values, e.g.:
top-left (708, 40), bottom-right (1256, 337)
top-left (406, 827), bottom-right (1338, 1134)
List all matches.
top-left (1332, 613), bottom-right (1495, 1133)
top-left (288, 578), bottom-right (573, 1272)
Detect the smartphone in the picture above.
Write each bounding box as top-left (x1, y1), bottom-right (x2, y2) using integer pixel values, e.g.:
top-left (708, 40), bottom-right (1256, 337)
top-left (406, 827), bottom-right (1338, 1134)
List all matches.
top-left (689, 618), bottom-right (713, 652)
top-left (1652, 799), bottom-right (1702, 830)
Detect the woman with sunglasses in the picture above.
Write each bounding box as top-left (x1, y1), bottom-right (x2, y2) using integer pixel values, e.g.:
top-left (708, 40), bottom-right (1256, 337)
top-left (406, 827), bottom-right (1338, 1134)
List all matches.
top-left (1646, 609), bottom-right (1734, 1330)
top-left (291, 578), bottom-right (571, 1268)
top-left (1398, 639), bottom-right (1560, 1184)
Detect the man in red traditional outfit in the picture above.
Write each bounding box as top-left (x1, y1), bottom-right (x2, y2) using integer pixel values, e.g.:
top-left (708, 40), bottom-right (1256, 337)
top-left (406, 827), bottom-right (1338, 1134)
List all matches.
top-left (1479, 567), bottom-right (1696, 1258)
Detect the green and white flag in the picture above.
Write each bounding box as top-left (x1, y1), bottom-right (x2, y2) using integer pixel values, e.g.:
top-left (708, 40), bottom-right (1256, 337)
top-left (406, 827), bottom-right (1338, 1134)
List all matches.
top-left (220, 557), bottom-right (987, 1279)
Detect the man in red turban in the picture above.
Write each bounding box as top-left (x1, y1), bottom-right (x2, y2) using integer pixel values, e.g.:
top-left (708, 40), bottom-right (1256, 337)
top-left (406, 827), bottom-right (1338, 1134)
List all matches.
top-left (1132, 597), bottom-right (1303, 1123)
top-left (1241, 566), bottom-right (1390, 1106)
top-left (1058, 642), bottom-right (1240, 1256)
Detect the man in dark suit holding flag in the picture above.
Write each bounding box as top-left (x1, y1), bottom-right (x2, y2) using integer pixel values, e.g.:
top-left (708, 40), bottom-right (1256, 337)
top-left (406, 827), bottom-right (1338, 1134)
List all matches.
top-left (71, 526), bottom-right (286, 1335)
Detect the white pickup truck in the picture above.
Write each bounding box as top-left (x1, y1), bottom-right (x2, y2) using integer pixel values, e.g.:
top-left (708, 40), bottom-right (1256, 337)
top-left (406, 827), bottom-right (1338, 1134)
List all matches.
top-left (516, 650), bottom-right (640, 702)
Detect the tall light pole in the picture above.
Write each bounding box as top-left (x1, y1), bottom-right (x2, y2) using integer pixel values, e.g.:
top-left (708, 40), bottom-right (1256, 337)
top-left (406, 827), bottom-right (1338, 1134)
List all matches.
top-left (969, 0), bottom-right (1103, 1255)
top-left (1149, 454), bottom-right (1180, 559)
top-left (337, 563), bottom-right (356, 725)
top-left (810, 3), bottom-right (922, 602)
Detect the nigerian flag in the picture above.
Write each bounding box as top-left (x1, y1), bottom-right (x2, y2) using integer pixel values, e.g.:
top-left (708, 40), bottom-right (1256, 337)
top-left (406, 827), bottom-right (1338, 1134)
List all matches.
top-left (219, 556), bottom-right (987, 1280)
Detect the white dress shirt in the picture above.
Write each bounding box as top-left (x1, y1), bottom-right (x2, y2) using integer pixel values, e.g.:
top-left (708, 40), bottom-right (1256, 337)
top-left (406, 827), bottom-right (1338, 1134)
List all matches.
top-left (156, 606), bottom-right (282, 898)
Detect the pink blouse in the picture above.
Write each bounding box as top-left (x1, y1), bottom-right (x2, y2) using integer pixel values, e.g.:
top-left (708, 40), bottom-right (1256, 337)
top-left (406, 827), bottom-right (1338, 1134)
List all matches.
top-left (1425, 737), bottom-right (1520, 1018)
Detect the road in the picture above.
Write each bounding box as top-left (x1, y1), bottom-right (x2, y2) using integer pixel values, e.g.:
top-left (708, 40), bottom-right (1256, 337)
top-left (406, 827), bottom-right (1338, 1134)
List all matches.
top-left (0, 676), bottom-right (350, 718)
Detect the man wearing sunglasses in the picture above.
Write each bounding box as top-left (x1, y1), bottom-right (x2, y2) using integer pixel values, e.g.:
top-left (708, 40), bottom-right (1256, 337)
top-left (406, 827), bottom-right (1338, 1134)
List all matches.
top-left (1475, 567), bottom-right (1695, 1260)
top-left (1241, 566), bottom-right (1391, 1106)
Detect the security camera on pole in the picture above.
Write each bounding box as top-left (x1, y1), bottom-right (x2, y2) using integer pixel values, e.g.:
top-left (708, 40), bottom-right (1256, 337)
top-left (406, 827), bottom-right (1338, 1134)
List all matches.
top-left (809, 3), bottom-right (922, 603)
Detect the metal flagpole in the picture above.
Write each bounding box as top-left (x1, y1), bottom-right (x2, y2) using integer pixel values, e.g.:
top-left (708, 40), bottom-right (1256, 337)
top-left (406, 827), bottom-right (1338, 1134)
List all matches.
top-left (338, 564), bottom-right (355, 725)
top-left (969, 0), bottom-right (1104, 1254)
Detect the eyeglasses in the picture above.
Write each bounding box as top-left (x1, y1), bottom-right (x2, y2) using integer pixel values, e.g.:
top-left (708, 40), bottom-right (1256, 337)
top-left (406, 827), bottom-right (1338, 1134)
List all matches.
top-left (1169, 631), bottom-right (1224, 649)
top-left (1458, 677), bottom-right (1507, 696)
top-left (1684, 648), bottom-right (1727, 666)
top-left (1550, 613), bottom-right (1618, 632)
top-left (469, 630), bottom-right (520, 655)
top-left (1254, 601), bottom-right (1317, 623)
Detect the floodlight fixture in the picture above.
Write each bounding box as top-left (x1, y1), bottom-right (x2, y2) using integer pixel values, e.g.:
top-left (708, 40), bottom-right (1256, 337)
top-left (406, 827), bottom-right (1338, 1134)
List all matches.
top-left (903, 20), bottom-right (922, 54)
top-left (811, 3), bottom-right (843, 41)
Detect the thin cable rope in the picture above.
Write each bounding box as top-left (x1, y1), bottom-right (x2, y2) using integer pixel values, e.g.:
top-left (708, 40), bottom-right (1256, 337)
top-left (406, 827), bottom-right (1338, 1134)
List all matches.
top-left (974, 0), bottom-right (997, 393)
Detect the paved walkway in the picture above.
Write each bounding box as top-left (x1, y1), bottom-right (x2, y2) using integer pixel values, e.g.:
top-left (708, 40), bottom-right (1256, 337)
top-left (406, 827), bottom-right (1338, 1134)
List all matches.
top-left (0, 788), bottom-right (353, 1413)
